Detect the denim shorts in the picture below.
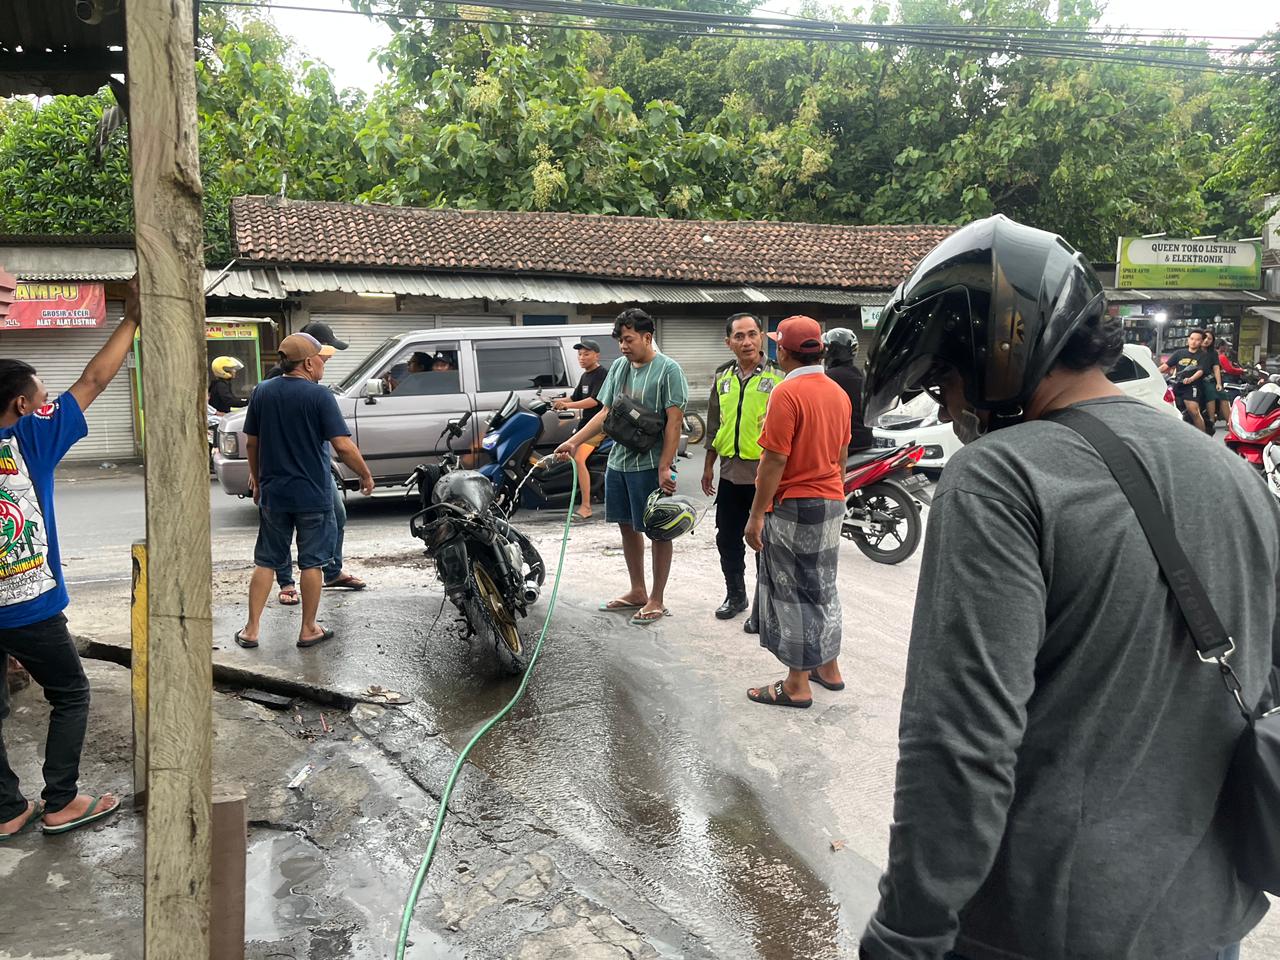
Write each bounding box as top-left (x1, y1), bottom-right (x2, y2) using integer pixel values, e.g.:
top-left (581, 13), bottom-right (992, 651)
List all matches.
top-left (605, 467), bottom-right (660, 534)
top-left (254, 507), bottom-right (336, 571)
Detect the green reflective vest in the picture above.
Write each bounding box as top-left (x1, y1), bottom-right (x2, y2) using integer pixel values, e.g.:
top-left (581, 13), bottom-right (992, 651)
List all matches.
top-left (712, 362), bottom-right (784, 461)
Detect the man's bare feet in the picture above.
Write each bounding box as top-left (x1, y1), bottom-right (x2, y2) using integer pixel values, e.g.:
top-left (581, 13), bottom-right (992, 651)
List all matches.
top-left (0, 800), bottom-right (40, 836)
top-left (42, 793), bottom-right (117, 829)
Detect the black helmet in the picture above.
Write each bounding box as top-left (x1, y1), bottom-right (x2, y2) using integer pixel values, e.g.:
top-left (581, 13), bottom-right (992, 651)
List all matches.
top-left (863, 215), bottom-right (1105, 425)
top-left (642, 490), bottom-right (698, 541)
top-left (823, 327), bottom-right (858, 365)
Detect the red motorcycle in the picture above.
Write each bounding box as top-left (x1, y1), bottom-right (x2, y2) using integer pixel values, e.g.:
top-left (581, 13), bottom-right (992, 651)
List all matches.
top-left (842, 443), bottom-right (930, 564)
top-left (1225, 383), bottom-right (1280, 468)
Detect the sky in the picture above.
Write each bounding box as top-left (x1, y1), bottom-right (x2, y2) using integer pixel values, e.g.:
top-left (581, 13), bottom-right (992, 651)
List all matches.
top-left (266, 0), bottom-right (1280, 93)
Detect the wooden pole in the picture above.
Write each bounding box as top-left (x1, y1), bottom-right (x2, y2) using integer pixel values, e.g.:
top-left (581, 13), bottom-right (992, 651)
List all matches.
top-left (210, 787), bottom-right (247, 960)
top-left (130, 541), bottom-right (148, 808)
top-left (124, 1), bottom-right (214, 956)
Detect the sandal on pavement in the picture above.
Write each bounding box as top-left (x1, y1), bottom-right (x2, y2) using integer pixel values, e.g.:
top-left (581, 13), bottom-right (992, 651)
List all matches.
top-left (808, 671), bottom-right (845, 692)
top-left (324, 574), bottom-right (366, 590)
top-left (571, 513), bottom-right (593, 524)
top-left (0, 801), bottom-right (44, 841)
top-left (42, 795), bottom-right (120, 836)
top-left (747, 680), bottom-right (812, 709)
top-left (297, 628), bottom-right (335, 649)
top-left (630, 607), bottom-right (670, 625)
top-left (233, 630), bottom-right (258, 650)
top-left (599, 598), bottom-right (645, 612)
top-left (277, 586), bottom-right (300, 606)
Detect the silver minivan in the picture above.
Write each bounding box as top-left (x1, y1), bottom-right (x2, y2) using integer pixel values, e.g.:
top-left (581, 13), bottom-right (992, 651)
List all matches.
top-left (213, 323), bottom-right (621, 496)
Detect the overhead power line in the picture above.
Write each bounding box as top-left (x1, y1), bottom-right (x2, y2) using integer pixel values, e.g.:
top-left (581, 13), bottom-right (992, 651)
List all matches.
top-left (203, 0), bottom-right (1274, 74)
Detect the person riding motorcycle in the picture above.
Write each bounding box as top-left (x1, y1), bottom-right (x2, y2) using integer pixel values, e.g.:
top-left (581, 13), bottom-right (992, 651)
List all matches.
top-left (821, 328), bottom-right (874, 453)
top-left (208, 356), bottom-right (246, 414)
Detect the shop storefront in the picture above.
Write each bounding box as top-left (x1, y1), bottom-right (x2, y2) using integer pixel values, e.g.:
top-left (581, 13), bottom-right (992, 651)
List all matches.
top-left (0, 279), bottom-right (137, 462)
top-left (1107, 236), bottom-right (1280, 363)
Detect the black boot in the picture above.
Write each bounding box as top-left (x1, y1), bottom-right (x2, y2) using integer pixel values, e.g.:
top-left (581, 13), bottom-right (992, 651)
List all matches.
top-left (715, 575), bottom-right (748, 620)
top-left (743, 613), bottom-right (758, 634)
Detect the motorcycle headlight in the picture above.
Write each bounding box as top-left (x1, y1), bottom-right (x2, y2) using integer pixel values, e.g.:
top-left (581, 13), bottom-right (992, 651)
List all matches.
top-left (1231, 407), bottom-right (1270, 442)
top-left (218, 430), bottom-right (240, 458)
top-left (481, 433), bottom-right (499, 450)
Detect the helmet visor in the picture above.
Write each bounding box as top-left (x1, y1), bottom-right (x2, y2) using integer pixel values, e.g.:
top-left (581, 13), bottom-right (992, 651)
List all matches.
top-left (863, 285), bottom-right (976, 423)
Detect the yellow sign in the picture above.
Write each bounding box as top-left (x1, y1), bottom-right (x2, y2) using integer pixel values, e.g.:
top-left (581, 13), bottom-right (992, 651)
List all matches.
top-left (204, 322), bottom-right (259, 340)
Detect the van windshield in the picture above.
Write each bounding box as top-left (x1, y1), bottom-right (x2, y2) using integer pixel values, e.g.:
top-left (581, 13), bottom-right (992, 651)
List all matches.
top-left (335, 336), bottom-right (403, 393)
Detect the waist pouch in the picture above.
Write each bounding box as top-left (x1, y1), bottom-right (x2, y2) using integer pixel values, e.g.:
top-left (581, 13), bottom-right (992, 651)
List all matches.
top-left (604, 392), bottom-right (664, 452)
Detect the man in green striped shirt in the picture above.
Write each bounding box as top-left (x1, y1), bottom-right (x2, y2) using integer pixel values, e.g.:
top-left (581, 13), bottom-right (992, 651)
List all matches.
top-left (555, 309), bottom-right (689, 625)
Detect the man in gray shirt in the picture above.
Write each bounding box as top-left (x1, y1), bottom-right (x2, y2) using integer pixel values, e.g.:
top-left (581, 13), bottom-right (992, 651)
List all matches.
top-left (860, 216), bottom-right (1276, 960)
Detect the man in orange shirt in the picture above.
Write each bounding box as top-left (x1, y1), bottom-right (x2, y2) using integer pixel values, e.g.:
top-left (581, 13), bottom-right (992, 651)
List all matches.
top-left (745, 316), bottom-right (852, 708)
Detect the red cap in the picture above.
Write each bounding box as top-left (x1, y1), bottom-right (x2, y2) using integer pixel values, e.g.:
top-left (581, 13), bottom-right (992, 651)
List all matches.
top-left (768, 315), bottom-right (824, 353)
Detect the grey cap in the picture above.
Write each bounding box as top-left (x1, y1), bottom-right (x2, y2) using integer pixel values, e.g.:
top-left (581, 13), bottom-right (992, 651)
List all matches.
top-left (573, 338), bottom-right (601, 353)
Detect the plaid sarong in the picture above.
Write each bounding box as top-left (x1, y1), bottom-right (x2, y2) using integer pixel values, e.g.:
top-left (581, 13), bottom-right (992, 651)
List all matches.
top-left (757, 497), bottom-right (843, 671)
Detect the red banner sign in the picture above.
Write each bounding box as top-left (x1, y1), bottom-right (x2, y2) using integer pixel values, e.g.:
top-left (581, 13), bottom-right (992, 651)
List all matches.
top-left (3, 282), bottom-right (106, 331)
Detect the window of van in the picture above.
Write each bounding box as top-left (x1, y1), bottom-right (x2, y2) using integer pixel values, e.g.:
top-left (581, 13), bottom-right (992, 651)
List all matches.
top-left (476, 340), bottom-right (569, 391)
top-left (377, 342), bottom-right (462, 396)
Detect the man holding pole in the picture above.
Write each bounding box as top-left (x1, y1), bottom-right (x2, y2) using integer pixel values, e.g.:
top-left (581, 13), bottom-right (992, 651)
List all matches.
top-left (0, 283), bottom-right (140, 837)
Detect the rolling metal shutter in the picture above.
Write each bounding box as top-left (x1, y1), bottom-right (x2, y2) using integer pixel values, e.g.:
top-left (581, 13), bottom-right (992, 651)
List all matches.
top-left (0, 303), bottom-right (136, 462)
top-left (305, 313), bottom-right (437, 385)
top-left (657, 315), bottom-right (729, 409)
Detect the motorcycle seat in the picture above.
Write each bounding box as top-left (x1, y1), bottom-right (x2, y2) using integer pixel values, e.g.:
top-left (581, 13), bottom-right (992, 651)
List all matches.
top-left (847, 449), bottom-right (890, 469)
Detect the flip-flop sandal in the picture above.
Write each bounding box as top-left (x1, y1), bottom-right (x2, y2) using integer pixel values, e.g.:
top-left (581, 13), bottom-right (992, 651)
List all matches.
top-left (233, 630), bottom-right (258, 649)
top-left (630, 607), bottom-right (670, 625)
top-left (598, 599), bottom-right (645, 612)
top-left (324, 575), bottom-right (366, 590)
top-left (41, 795), bottom-right (120, 836)
top-left (809, 671), bottom-right (845, 692)
top-left (296, 628), bottom-right (335, 649)
top-left (0, 801), bottom-right (44, 841)
top-left (571, 513), bottom-right (593, 523)
top-left (747, 680), bottom-right (812, 709)
top-left (278, 587), bottom-right (300, 606)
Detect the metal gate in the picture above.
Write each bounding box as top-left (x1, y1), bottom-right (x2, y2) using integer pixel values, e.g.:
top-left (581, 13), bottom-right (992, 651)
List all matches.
top-left (656, 315), bottom-right (729, 409)
top-left (0, 303), bottom-right (136, 462)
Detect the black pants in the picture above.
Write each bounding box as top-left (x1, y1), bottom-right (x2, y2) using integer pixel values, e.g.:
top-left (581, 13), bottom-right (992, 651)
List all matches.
top-left (715, 479), bottom-right (757, 584)
top-left (0, 614), bottom-right (90, 819)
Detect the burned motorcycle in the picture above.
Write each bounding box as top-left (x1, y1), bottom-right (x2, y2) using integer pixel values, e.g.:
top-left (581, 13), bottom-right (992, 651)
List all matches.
top-left (407, 413), bottom-right (546, 674)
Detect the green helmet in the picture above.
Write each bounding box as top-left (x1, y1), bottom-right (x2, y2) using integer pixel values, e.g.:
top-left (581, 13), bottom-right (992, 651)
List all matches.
top-left (643, 489), bottom-right (698, 541)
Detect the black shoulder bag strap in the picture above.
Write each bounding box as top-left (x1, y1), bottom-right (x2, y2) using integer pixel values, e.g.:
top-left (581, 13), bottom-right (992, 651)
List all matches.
top-left (1045, 407), bottom-right (1248, 715)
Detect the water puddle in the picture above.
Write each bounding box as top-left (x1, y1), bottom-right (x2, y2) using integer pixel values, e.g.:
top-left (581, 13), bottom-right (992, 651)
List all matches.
top-left (244, 831), bottom-right (326, 943)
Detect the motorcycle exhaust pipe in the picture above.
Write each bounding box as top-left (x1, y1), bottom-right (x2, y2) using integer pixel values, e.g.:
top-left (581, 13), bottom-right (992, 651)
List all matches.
top-left (522, 584), bottom-right (541, 605)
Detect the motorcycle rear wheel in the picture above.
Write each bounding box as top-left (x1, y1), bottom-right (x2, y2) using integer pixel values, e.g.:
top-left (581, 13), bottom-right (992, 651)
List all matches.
top-left (470, 561), bottom-right (528, 675)
top-left (846, 482), bottom-right (921, 565)
top-left (683, 411), bottom-right (706, 445)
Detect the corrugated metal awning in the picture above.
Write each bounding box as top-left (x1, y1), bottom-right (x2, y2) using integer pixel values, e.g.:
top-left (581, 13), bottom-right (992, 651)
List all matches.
top-left (203, 265), bottom-right (885, 306)
top-left (1248, 307), bottom-right (1280, 324)
top-left (1105, 287), bottom-right (1280, 304)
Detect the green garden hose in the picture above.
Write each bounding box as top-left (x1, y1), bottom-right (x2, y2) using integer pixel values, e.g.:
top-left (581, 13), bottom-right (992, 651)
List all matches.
top-left (395, 469), bottom-right (577, 958)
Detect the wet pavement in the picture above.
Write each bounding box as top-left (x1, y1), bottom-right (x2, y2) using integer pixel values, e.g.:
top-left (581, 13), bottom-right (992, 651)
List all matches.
top-left (18, 475), bottom-right (1280, 958)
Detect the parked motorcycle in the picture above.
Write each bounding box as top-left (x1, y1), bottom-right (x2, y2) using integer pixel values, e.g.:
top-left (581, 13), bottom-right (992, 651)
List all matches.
top-left (478, 390), bottom-right (611, 514)
top-left (1225, 380), bottom-right (1280, 468)
top-left (841, 444), bottom-right (930, 564)
top-left (1263, 442), bottom-right (1280, 500)
top-left (407, 413), bottom-right (546, 674)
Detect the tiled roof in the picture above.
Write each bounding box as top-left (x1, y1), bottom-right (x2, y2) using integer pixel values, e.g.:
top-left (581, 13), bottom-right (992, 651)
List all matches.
top-left (230, 196), bottom-right (953, 290)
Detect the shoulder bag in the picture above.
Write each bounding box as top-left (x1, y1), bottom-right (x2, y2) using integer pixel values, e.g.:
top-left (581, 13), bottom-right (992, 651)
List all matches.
top-left (603, 361), bottom-right (666, 453)
top-left (1047, 407), bottom-right (1280, 894)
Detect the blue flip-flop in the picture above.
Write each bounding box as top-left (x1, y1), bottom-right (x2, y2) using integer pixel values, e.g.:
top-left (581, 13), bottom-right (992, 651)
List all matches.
top-left (0, 801), bottom-right (44, 841)
top-left (41, 795), bottom-right (120, 836)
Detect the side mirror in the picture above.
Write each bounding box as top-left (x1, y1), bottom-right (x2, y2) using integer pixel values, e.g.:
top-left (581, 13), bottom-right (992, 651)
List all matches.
top-left (363, 379), bottom-right (385, 398)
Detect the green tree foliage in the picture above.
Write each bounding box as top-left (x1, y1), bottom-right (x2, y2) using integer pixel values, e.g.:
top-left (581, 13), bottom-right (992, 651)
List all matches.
top-left (0, 3), bottom-right (1274, 263)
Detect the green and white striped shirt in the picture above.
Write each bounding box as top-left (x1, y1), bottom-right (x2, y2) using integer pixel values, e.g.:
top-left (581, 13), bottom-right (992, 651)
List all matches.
top-left (597, 351), bottom-right (689, 473)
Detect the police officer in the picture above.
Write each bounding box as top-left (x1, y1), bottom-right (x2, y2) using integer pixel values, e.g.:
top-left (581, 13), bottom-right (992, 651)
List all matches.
top-left (701, 312), bottom-right (784, 624)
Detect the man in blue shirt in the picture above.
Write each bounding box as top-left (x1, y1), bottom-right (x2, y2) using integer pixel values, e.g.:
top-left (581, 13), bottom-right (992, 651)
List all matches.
top-left (0, 285), bottom-right (139, 839)
top-left (236, 333), bottom-right (373, 650)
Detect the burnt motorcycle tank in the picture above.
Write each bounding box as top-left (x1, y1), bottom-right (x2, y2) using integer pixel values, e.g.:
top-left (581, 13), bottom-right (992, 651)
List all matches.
top-left (432, 469), bottom-right (495, 513)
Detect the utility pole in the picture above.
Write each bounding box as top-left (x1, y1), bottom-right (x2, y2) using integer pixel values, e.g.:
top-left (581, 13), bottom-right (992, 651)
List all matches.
top-left (123, 0), bottom-right (214, 956)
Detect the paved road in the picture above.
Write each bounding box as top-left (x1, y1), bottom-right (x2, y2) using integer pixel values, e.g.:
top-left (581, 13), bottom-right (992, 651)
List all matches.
top-left (52, 472), bottom-right (1280, 959)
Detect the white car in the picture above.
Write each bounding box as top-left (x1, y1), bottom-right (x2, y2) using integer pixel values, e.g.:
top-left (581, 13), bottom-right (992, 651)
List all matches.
top-left (870, 343), bottom-right (1178, 476)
